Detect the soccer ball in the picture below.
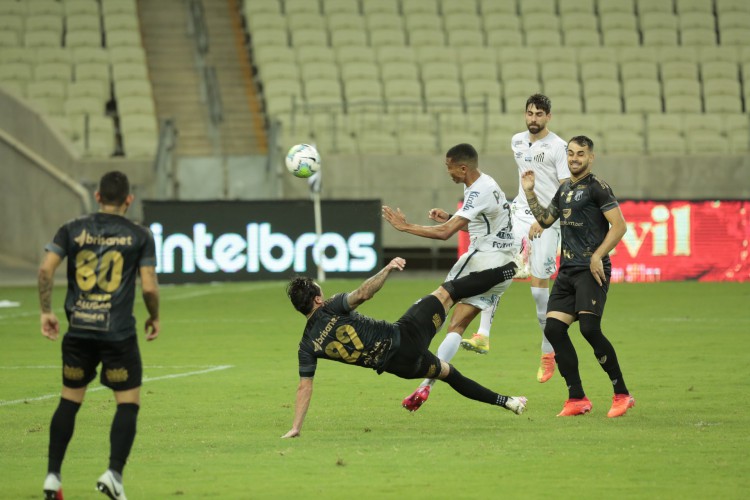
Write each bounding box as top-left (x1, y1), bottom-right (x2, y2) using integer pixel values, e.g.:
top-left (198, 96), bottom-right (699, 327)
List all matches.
top-left (285, 143), bottom-right (321, 178)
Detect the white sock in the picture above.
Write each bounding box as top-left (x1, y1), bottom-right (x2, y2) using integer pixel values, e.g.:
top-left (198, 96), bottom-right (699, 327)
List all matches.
top-left (477, 304), bottom-right (496, 337)
top-left (420, 332), bottom-right (462, 387)
top-left (531, 287), bottom-right (554, 354)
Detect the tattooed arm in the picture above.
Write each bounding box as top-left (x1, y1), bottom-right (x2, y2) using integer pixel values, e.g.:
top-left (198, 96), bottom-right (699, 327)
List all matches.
top-left (346, 257), bottom-right (406, 310)
top-left (38, 252), bottom-right (63, 340)
top-left (521, 171), bottom-right (560, 229)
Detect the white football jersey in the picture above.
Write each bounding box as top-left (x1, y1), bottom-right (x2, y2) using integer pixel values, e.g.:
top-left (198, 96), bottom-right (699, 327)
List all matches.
top-left (510, 130), bottom-right (569, 211)
top-left (457, 173), bottom-right (515, 254)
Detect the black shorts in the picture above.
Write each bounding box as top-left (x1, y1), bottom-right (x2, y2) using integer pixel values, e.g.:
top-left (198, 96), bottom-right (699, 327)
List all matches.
top-left (61, 335), bottom-right (142, 391)
top-left (548, 268), bottom-right (609, 318)
top-left (384, 295), bottom-right (444, 380)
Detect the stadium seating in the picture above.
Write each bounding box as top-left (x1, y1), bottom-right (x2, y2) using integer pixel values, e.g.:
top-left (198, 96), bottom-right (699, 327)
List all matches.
top-left (0, 0), bottom-right (156, 158)
top-left (232, 0), bottom-right (749, 155)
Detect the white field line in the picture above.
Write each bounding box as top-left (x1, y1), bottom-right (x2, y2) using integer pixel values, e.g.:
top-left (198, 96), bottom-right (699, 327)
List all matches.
top-left (0, 364), bottom-right (233, 407)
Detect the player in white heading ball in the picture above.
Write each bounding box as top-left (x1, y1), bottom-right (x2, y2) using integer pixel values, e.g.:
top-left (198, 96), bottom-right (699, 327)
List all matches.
top-left (463, 94), bottom-right (569, 384)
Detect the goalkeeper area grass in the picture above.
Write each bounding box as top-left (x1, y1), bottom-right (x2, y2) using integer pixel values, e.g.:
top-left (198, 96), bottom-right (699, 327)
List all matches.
top-left (1, 279), bottom-right (747, 499)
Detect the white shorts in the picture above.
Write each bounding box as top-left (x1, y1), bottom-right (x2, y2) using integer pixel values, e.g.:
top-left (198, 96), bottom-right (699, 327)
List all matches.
top-left (445, 250), bottom-right (513, 311)
top-left (513, 213), bottom-right (560, 279)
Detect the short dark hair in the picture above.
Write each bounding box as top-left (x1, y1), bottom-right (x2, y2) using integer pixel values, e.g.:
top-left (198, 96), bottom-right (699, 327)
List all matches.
top-left (98, 171), bottom-right (130, 205)
top-left (445, 143), bottom-right (478, 168)
top-left (568, 135), bottom-right (595, 151)
top-left (525, 94), bottom-right (552, 114)
top-left (287, 276), bottom-right (321, 315)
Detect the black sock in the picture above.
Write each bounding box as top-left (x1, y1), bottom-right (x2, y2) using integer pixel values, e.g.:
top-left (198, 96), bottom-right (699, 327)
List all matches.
top-left (109, 403), bottom-right (140, 475)
top-left (443, 365), bottom-right (509, 408)
top-left (48, 398), bottom-right (81, 474)
top-left (441, 262), bottom-right (517, 302)
top-left (545, 318), bottom-right (586, 399)
top-left (579, 315), bottom-right (629, 395)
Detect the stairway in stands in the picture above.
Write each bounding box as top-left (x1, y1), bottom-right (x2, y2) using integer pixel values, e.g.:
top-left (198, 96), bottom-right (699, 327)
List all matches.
top-left (203, 0), bottom-right (267, 155)
top-left (138, 0), bottom-right (265, 157)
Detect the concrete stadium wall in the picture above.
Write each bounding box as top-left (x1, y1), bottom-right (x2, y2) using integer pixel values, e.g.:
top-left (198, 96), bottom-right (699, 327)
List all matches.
top-left (0, 89), bottom-right (153, 265)
top-left (281, 152), bottom-right (750, 249)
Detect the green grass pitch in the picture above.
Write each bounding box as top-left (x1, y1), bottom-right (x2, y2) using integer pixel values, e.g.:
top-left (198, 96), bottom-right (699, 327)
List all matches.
top-left (1, 278), bottom-right (748, 499)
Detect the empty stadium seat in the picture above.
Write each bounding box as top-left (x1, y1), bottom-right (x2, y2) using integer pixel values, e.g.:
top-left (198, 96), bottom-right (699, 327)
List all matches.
top-left (397, 130), bottom-right (438, 154)
top-left (483, 12), bottom-right (521, 31)
top-left (685, 131), bottom-right (729, 154)
top-left (661, 61), bottom-right (698, 80)
top-left (67, 15), bottom-right (102, 32)
top-left (543, 79), bottom-right (582, 99)
top-left (486, 28), bottom-right (524, 47)
top-left (344, 79), bottom-right (384, 112)
top-left (424, 79), bottom-right (463, 113)
top-left (381, 61), bottom-right (419, 81)
top-left (561, 12), bottom-right (598, 32)
top-left (679, 12), bottom-right (715, 30)
top-left (501, 61), bottom-right (539, 81)
top-left (106, 30), bottom-right (141, 48)
top-left (602, 132), bottom-right (644, 154)
top-left (648, 132), bottom-right (688, 154)
top-left (584, 78), bottom-right (621, 98)
top-left (117, 95), bottom-right (155, 115)
top-left (463, 79), bottom-right (502, 112)
top-left (479, 0), bottom-right (517, 15)
top-left (664, 95), bottom-right (702, 113)
top-left (441, 0), bottom-right (479, 15)
top-left (409, 28), bottom-right (446, 46)
top-left (321, 0), bottom-right (357, 15)
top-left (560, 0), bottom-right (596, 14)
top-left (680, 28), bottom-right (717, 46)
top-left (623, 78), bottom-right (661, 99)
top-left (621, 61), bottom-right (659, 80)
top-left (602, 29), bottom-right (640, 47)
top-left (35, 62), bottom-right (72, 83)
top-left (720, 28), bottom-right (750, 46)
top-left (357, 130), bottom-right (398, 153)
top-left (326, 12), bottom-right (365, 32)
top-left (541, 62), bottom-right (579, 81)
top-left (292, 28), bottom-right (328, 47)
top-left (625, 94), bottom-right (663, 113)
top-left (103, 13), bottom-right (141, 32)
top-left (564, 30), bottom-right (601, 47)
top-left (642, 29), bottom-right (679, 46)
top-left (716, 0), bottom-right (750, 14)
top-left (586, 95), bottom-right (621, 113)
top-left (363, 0), bottom-right (399, 14)
top-left (404, 12), bottom-right (442, 31)
top-left (460, 61), bottom-right (498, 82)
top-left (447, 29), bottom-right (484, 47)
top-left (371, 27), bottom-right (407, 46)
top-left (402, 0), bottom-right (439, 15)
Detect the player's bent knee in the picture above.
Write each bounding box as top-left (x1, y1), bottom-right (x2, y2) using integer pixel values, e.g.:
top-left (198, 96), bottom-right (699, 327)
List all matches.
top-left (578, 313), bottom-right (603, 340)
top-left (544, 317), bottom-right (569, 342)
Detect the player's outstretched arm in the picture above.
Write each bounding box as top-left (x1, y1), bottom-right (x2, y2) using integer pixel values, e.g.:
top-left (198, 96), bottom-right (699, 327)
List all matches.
top-left (346, 257), bottom-right (405, 310)
top-left (383, 205), bottom-right (466, 240)
top-left (521, 171), bottom-right (559, 228)
top-left (282, 377), bottom-right (314, 438)
top-left (38, 252), bottom-right (62, 340)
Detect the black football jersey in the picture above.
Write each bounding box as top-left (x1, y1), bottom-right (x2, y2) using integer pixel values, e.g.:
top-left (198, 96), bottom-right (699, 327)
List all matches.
top-left (551, 173), bottom-right (619, 273)
top-left (297, 293), bottom-right (401, 377)
top-left (45, 212), bottom-right (156, 341)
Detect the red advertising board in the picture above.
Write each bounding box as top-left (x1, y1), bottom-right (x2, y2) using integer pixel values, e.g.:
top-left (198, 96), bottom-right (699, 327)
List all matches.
top-left (457, 200), bottom-right (750, 282)
top-left (612, 200), bottom-right (749, 282)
